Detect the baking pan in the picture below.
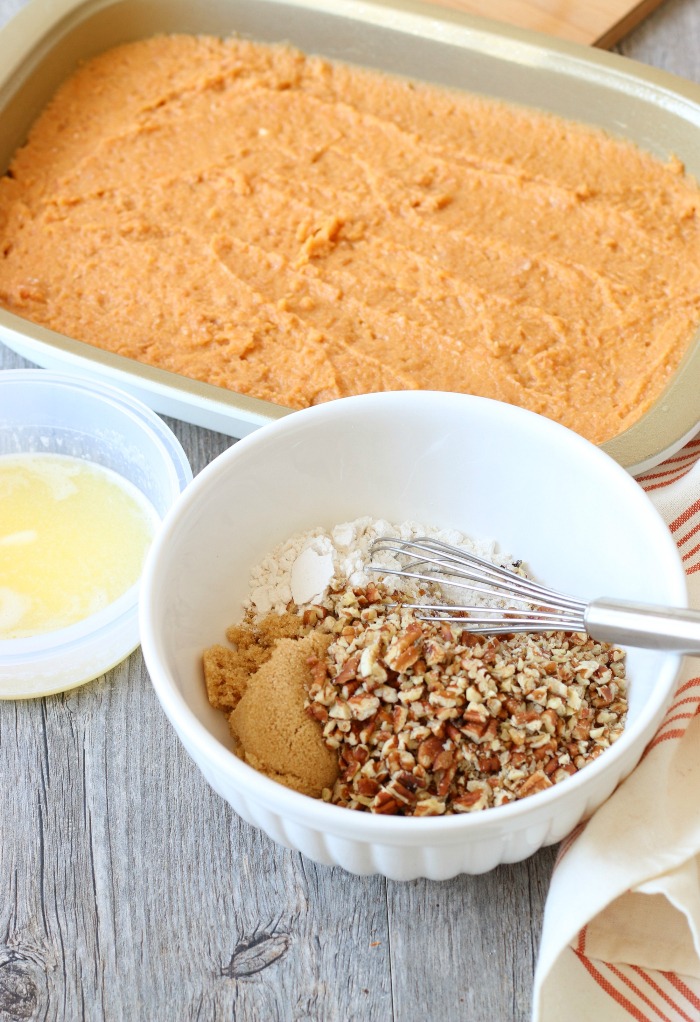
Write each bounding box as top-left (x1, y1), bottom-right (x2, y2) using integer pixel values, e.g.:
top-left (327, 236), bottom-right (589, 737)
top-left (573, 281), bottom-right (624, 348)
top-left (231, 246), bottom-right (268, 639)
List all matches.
top-left (1, 0), bottom-right (700, 472)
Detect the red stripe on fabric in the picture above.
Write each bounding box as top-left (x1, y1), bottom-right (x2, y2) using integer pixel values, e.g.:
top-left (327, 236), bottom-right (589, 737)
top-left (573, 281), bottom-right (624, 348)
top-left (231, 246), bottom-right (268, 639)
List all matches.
top-left (657, 711), bottom-right (698, 730)
top-left (682, 542), bottom-right (700, 562)
top-left (670, 499), bottom-right (700, 533)
top-left (666, 696), bottom-right (700, 716)
top-left (607, 963), bottom-right (674, 1022)
top-left (674, 678), bottom-right (700, 697)
top-left (577, 926), bottom-right (587, 955)
top-left (639, 682), bottom-right (700, 757)
top-left (632, 967), bottom-right (696, 1022)
top-left (663, 973), bottom-right (700, 1011)
top-left (676, 518), bottom-right (700, 549)
top-left (643, 729), bottom-right (688, 757)
top-left (642, 471), bottom-right (697, 494)
top-left (687, 561), bottom-right (700, 575)
top-left (574, 952), bottom-right (653, 1021)
top-left (647, 712), bottom-right (699, 751)
top-left (638, 468), bottom-right (685, 485)
top-left (637, 452), bottom-right (700, 483)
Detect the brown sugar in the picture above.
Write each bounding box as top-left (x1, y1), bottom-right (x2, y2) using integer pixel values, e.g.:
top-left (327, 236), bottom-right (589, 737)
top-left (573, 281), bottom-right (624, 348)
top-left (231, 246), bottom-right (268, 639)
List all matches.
top-left (229, 631), bottom-right (338, 798)
top-left (202, 644), bottom-right (248, 714)
top-left (203, 610), bottom-right (338, 797)
top-left (203, 610), bottom-right (306, 712)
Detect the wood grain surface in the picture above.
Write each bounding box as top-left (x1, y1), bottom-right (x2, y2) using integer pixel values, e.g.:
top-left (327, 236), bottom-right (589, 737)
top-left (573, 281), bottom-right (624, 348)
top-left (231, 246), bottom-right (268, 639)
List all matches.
top-left (1, 1), bottom-right (700, 1019)
top-left (427, 0), bottom-right (669, 48)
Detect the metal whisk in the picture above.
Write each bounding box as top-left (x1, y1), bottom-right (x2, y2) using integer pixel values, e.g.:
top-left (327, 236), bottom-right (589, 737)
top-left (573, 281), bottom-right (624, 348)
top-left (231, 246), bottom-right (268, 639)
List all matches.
top-left (368, 536), bottom-right (700, 655)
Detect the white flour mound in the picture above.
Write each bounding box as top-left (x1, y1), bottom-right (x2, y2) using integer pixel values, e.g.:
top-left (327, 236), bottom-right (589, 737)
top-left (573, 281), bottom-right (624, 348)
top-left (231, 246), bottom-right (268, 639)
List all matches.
top-left (246, 516), bottom-right (515, 617)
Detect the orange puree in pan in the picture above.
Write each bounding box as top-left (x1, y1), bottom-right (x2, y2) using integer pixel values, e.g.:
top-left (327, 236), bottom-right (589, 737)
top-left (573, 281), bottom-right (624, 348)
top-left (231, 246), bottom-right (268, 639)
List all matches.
top-left (1, 35), bottom-right (700, 444)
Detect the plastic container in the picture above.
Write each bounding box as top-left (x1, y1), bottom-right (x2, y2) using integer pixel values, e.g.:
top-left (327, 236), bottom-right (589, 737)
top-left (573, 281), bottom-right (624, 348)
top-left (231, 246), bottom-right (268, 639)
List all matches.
top-left (0, 369), bottom-right (192, 698)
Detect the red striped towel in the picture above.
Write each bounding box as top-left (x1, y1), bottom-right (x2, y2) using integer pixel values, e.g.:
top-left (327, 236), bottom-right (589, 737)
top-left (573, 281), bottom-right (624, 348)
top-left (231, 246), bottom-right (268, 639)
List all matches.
top-left (534, 435), bottom-right (700, 1022)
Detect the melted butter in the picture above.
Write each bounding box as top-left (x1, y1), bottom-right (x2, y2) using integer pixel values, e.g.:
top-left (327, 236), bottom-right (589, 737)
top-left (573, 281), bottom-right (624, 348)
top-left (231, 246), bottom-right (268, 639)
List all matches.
top-left (0, 452), bottom-right (159, 640)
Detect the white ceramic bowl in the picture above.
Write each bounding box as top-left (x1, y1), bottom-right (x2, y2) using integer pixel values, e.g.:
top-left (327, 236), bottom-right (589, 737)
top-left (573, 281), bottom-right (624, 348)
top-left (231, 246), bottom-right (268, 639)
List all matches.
top-left (0, 369), bottom-right (192, 698)
top-left (140, 391), bottom-right (686, 879)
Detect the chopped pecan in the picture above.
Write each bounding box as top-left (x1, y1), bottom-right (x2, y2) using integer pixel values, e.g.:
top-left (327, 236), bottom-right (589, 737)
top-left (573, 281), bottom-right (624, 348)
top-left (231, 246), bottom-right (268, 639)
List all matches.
top-left (295, 580), bottom-right (627, 816)
top-left (302, 606), bottom-right (328, 627)
top-left (306, 702), bottom-right (329, 724)
top-left (517, 770), bottom-right (553, 798)
top-left (356, 777), bottom-right (381, 798)
top-left (387, 778), bottom-right (419, 804)
top-left (307, 656), bottom-right (329, 688)
top-left (372, 791), bottom-right (401, 815)
top-left (385, 621), bottom-right (424, 672)
top-left (412, 797), bottom-right (447, 817)
top-left (417, 735), bottom-right (445, 769)
top-left (347, 693), bottom-right (380, 721)
top-left (334, 652), bottom-right (361, 687)
top-left (452, 788), bottom-right (489, 812)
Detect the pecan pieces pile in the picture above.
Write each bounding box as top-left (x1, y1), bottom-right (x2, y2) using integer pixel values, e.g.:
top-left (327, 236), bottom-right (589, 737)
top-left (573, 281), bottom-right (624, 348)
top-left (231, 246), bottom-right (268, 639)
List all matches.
top-left (305, 583), bottom-right (627, 816)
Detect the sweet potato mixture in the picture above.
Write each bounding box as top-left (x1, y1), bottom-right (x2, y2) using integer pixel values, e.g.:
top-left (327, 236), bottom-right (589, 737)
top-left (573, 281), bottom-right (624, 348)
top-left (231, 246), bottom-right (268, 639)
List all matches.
top-left (1, 35), bottom-right (700, 442)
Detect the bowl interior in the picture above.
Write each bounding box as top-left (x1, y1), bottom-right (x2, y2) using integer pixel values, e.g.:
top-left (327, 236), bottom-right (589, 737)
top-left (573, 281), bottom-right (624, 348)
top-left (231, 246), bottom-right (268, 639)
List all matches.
top-left (145, 391), bottom-right (686, 768)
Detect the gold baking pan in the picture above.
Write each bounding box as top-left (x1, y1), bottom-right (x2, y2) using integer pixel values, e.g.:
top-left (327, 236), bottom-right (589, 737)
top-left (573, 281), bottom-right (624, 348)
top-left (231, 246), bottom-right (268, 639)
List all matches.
top-left (1, 0), bottom-right (700, 473)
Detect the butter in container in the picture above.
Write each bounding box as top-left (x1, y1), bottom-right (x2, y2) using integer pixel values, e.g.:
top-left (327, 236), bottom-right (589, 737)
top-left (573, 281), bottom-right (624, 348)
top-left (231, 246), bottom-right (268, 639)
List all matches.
top-left (0, 370), bottom-right (192, 698)
top-left (1, 0), bottom-right (700, 473)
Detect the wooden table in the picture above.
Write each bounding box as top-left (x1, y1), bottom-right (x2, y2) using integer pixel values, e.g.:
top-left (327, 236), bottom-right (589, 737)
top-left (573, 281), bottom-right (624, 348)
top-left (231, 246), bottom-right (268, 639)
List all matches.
top-left (1, 2), bottom-right (699, 1019)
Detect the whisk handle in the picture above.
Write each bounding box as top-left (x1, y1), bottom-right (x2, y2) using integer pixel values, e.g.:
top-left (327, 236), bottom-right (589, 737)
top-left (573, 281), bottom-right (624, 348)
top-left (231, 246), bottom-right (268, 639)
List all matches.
top-left (585, 598), bottom-right (700, 655)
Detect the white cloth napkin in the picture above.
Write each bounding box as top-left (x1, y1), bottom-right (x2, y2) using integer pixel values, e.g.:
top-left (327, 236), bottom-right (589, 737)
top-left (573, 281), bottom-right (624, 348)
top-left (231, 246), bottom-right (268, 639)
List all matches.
top-left (534, 436), bottom-right (700, 1022)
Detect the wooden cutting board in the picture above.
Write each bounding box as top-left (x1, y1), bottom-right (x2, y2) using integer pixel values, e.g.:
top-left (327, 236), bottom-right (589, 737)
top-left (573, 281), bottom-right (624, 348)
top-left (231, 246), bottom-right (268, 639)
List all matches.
top-left (427, 0), bottom-right (668, 47)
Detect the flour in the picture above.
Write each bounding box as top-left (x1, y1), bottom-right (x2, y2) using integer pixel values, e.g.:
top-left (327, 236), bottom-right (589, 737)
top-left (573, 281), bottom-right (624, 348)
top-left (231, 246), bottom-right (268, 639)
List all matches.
top-left (246, 516), bottom-right (512, 617)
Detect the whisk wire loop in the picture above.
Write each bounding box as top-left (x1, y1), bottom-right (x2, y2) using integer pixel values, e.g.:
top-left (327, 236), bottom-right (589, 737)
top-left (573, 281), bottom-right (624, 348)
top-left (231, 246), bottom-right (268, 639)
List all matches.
top-left (369, 536), bottom-right (587, 631)
top-left (367, 536), bottom-right (700, 653)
